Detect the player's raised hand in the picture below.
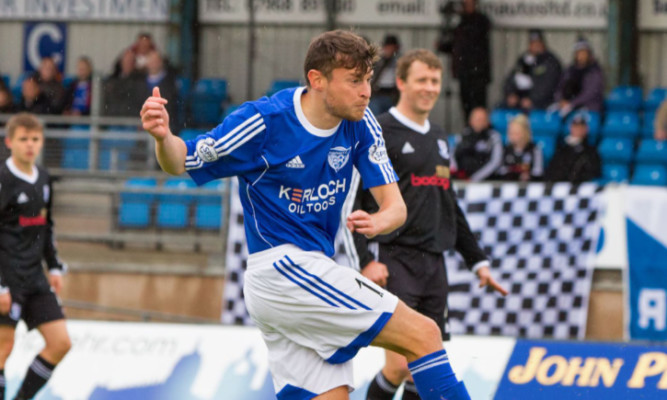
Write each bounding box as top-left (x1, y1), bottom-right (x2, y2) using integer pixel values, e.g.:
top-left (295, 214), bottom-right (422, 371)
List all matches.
top-left (0, 291), bottom-right (11, 315)
top-left (141, 86), bottom-right (171, 141)
top-left (347, 210), bottom-right (382, 239)
top-left (476, 266), bottom-right (509, 296)
top-left (361, 261), bottom-right (389, 287)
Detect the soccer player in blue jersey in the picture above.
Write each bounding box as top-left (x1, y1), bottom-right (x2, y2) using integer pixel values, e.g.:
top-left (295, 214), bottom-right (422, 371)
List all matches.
top-left (141, 30), bottom-right (471, 400)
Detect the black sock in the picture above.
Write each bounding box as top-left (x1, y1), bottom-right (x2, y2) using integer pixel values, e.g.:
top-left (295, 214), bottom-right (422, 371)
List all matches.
top-left (367, 371), bottom-right (399, 400)
top-left (0, 369), bottom-right (5, 399)
top-left (14, 355), bottom-right (55, 400)
top-left (402, 381), bottom-right (421, 400)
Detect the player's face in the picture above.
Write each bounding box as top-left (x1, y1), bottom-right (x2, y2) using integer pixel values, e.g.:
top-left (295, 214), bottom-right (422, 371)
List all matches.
top-left (6, 127), bottom-right (44, 165)
top-left (399, 61), bottom-right (442, 115)
top-left (323, 67), bottom-right (372, 121)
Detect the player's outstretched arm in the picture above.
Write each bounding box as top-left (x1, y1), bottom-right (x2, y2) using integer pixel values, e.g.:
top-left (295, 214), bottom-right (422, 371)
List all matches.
top-left (347, 182), bottom-right (406, 238)
top-left (141, 87), bottom-right (186, 175)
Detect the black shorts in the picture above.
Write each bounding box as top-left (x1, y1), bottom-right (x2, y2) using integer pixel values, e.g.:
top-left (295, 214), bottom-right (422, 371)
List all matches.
top-left (378, 243), bottom-right (450, 340)
top-left (0, 285), bottom-right (65, 331)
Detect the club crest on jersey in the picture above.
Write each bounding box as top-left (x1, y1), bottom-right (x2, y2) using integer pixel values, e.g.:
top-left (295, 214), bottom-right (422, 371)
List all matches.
top-left (437, 139), bottom-right (449, 160)
top-left (328, 146), bottom-right (351, 172)
top-left (196, 138), bottom-right (219, 163)
top-left (368, 144), bottom-right (389, 165)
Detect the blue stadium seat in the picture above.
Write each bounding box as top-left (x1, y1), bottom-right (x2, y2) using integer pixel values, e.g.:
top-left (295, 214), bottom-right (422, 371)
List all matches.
top-left (119, 178), bottom-right (157, 228)
top-left (562, 111), bottom-right (601, 137)
top-left (644, 88), bottom-right (667, 111)
top-left (99, 137), bottom-right (134, 171)
top-left (221, 104), bottom-right (240, 121)
top-left (195, 180), bottom-right (226, 230)
top-left (605, 86), bottom-right (643, 111)
top-left (636, 139), bottom-right (667, 166)
top-left (176, 76), bottom-right (192, 100)
top-left (642, 112), bottom-right (656, 138)
top-left (190, 78), bottom-right (228, 126)
top-left (532, 135), bottom-right (556, 166)
top-left (61, 126), bottom-right (91, 169)
top-left (631, 164), bottom-right (667, 186)
top-left (266, 80), bottom-right (301, 97)
top-left (529, 110), bottom-right (561, 136)
top-left (157, 178), bottom-right (196, 229)
top-left (490, 109), bottom-right (522, 134)
top-left (11, 71), bottom-right (32, 101)
top-left (1, 74), bottom-right (9, 88)
top-left (600, 163), bottom-right (630, 184)
top-left (62, 75), bottom-right (76, 88)
top-left (179, 129), bottom-right (207, 141)
top-left (598, 138), bottom-right (634, 164)
top-left (601, 111), bottom-right (640, 139)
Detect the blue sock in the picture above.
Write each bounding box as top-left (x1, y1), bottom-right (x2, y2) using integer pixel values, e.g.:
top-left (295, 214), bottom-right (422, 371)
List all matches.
top-left (407, 350), bottom-right (471, 400)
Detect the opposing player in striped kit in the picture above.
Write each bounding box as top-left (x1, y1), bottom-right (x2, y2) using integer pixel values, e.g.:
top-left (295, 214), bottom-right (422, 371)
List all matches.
top-left (0, 113), bottom-right (71, 400)
top-left (141, 30), bottom-right (471, 400)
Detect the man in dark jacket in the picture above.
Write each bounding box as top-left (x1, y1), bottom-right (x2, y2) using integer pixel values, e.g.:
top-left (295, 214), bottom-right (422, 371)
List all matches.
top-left (545, 114), bottom-right (601, 183)
top-left (554, 37), bottom-right (605, 115)
top-left (370, 34), bottom-right (401, 115)
top-left (441, 0), bottom-right (491, 119)
top-left (503, 29), bottom-right (562, 111)
top-left (453, 107), bottom-right (504, 181)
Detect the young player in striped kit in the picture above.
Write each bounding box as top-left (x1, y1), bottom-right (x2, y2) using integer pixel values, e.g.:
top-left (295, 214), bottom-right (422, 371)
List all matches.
top-left (141, 30), bottom-right (471, 400)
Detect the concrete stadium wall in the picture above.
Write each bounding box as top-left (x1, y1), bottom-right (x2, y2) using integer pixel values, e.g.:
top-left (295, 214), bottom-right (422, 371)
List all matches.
top-left (638, 31), bottom-right (667, 88)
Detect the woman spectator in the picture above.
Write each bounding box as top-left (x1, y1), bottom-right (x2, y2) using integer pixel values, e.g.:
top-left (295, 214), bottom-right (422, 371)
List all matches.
top-left (553, 37), bottom-right (604, 116)
top-left (497, 115), bottom-right (543, 181)
top-left (17, 77), bottom-right (49, 114)
top-left (32, 57), bottom-right (66, 114)
top-left (64, 57), bottom-right (93, 116)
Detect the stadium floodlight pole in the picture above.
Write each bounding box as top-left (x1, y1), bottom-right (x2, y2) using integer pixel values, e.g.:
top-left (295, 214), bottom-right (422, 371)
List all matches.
top-left (325, 0), bottom-right (338, 31)
top-left (246, 0), bottom-right (257, 101)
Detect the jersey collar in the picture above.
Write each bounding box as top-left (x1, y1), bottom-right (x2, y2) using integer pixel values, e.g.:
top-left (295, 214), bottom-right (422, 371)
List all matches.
top-left (6, 157), bottom-right (39, 184)
top-left (389, 107), bottom-right (430, 135)
top-left (293, 87), bottom-right (341, 138)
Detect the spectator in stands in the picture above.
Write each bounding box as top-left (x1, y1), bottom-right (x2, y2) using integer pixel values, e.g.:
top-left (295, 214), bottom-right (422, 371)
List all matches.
top-left (32, 57), bottom-right (65, 114)
top-left (545, 114), bottom-right (601, 183)
top-left (17, 77), bottom-right (49, 114)
top-left (370, 34), bottom-right (401, 115)
top-left (453, 107), bottom-right (503, 181)
top-left (496, 114), bottom-right (543, 181)
top-left (0, 86), bottom-right (15, 114)
top-left (142, 50), bottom-right (178, 131)
top-left (502, 29), bottom-right (561, 111)
top-left (103, 49), bottom-right (144, 116)
top-left (553, 37), bottom-right (604, 115)
top-left (64, 56), bottom-right (93, 116)
top-left (655, 100), bottom-right (667, 141)
top-left (438, 0), bottom-right (492, 119)
top-left (112, 32), bottom-right (156, 76)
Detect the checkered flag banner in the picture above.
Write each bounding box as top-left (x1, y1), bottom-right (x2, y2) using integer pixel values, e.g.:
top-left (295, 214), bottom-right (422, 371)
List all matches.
top-left (222, 179), bottom-right (602, 340)
top-left (446, 182), bottom-right (602, 340)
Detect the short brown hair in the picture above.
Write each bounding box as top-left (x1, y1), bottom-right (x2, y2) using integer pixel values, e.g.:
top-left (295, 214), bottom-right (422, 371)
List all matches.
top-left (396, 49), bottom-right (443, 82)
top-left (304, 30), bottom-right (379, 85)
top-left (6, 112), bottom-right (44, 139)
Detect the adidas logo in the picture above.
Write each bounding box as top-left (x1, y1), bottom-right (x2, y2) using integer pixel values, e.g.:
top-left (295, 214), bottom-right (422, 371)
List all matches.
top-left (17, 192), bottom-right (29, 204)
top-left (402, 142), bottom-right (415, 154)
top-left (286, 156), bottom-right (305, 169)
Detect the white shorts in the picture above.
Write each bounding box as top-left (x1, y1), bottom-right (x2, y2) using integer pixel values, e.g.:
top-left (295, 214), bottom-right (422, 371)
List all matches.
top-left (244, 244), bottom-right (399, 399)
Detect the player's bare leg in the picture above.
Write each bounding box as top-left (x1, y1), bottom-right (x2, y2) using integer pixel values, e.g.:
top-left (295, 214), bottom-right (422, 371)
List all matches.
top-left (372, 301), bottom-right (470, 400)
top-left (314, 385), bottom-right (350, 399)
top-left (37, 319), bottom-right (71, 364)
top-left (382, 349), bottom-right (411, 384)
top-left (0, 326), bottom-right (15, 398)
top-left (14, 320), bottom-right (71, 400)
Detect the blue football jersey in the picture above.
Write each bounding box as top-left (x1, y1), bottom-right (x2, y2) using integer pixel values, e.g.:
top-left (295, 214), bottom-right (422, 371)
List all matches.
top-left (185, 87), bottom-right (397, 256)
